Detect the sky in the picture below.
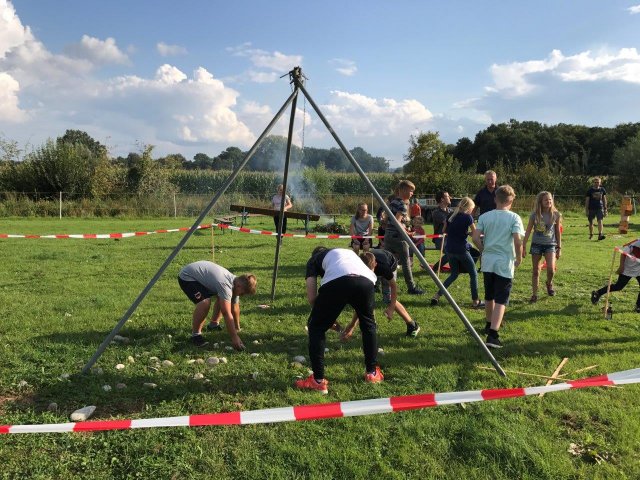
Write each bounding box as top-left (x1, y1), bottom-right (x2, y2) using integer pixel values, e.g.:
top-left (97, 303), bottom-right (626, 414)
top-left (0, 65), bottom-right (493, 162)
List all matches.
top-left (1, 1), bottom-right (639, 168)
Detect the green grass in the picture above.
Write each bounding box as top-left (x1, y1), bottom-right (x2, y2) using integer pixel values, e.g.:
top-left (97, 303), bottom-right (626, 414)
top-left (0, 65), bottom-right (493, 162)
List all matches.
top-left (1, 213), bottom-right (640, 479)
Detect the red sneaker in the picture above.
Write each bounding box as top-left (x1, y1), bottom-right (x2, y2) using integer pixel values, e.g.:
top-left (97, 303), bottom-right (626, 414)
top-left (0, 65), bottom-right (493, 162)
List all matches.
top-left (364, 366), bottom-right (384, 383)
top-left (295, 374), bottom-right (328, 394)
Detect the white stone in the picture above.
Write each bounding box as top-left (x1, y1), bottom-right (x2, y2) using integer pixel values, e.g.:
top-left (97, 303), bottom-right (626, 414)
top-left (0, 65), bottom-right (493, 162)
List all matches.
top-left (220, 357), bottom-right (228, 364)
top-left (116, 383), bottom-right (127, 390)
top-left (186, 359), bottom-right (196, 364)
top-left (161, 360), bottom-right (175, 367)
top-left (252, 340), bottom-right (260, 345)
top-left (59, 373), bottom-right (70, 380)
top-left (167, 334), bottom-right (172, 339)
top-left (324, 348), bottom-right (330, 353)
top-left (206, 357), bottom-right (220, 365)
top-left (143, 382), bottom-right (158, 389)
top-left (127, 356), bottom-right (135, 364)
top-left (149, 356), bottom-right (159, 363)
top-left (195, 358), bottom-right (205, 364)
top-left (250, 353), bottom-right (260, 358)
top-left (70, 406), bottom-right (96, 422)
top-left (102, 385), bottom-right (112, 392)
top-left (378, 348), bottom-right (385, 355)
top-left (115, 364), bottom-right (125, 370)
top-left (193, 373), bottom-right (205, 380)
top-left (47, 402), bottom-right (58, 412)
top-left (293, 356), bottom-right (306, 364)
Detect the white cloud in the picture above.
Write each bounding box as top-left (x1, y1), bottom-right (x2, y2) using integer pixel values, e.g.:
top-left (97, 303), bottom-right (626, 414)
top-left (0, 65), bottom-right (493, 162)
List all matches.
top-left (227, 43), bottom-right (302, 81)
top-left (64, 35), bottom-right (130, 65)
top-left (0, 0), bottom-right (31, 58)
top-left (157, 42), bottom-right (187, 57)
top-left (330, 58), bottom-right (357, 76)
top-left (628, 5), bottom-right (640, 14)
top-left (487, 48), bottom-right (640, 97)
top-left (0, 71), bottom-right (27, 121)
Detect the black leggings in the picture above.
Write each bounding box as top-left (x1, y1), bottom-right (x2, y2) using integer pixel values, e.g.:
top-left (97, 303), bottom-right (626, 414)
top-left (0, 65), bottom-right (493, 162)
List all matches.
top-left (596, 274), bottom-right (640, 306)
top-left (307, 276), bottom-right (377, 379)
top-left (273, 214), bottom-right (287, 234)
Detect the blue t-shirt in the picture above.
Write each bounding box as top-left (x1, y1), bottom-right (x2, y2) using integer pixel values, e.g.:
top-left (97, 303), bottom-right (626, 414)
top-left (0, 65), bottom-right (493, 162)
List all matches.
top-left (586, 187), bottom-right (606, 211)
top-left (474, 187), bottom-right (496, 215)
top-left (445, 213), bottom-right (473, 255)
top-left (477, 210), bottom-right (525, 279)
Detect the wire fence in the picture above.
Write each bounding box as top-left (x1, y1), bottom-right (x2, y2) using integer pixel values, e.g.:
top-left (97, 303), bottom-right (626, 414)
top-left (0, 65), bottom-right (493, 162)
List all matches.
top-left (0, 191), bottom-right (635, 219)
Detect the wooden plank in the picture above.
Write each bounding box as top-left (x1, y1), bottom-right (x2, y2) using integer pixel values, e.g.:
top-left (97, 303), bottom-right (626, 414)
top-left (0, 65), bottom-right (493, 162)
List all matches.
top-left (230, 204), bottom-right (320, 221)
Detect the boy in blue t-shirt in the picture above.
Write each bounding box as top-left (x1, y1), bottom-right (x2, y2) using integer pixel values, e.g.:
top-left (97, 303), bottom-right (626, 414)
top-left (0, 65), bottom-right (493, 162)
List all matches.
top-left (471, 185), bottom-right (525, 348)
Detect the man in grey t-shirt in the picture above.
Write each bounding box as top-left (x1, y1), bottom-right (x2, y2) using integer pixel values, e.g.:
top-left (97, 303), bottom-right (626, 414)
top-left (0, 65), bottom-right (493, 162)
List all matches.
top-left (178, 261), bottom-right (257, 349)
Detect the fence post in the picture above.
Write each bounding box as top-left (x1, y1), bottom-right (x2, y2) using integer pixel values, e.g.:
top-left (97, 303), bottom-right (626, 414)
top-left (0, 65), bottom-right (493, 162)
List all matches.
top-left (173, 193), bottom-right (177, 218)
top-left (59, 191), bottom-right (62, 219)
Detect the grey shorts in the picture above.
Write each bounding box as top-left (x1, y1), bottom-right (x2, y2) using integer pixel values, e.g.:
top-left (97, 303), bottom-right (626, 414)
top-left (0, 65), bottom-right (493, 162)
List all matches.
top-left (588, 209), bottom-right (604, 222)
top-left (530, 244), bottom-right (556, 256)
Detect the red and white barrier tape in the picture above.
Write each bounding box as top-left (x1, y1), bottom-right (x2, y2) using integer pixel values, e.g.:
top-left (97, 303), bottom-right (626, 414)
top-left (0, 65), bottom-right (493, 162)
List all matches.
top-left (0, 223), bottom-right (445, 240)
top-left (2, 367), bottom-right (638, 435)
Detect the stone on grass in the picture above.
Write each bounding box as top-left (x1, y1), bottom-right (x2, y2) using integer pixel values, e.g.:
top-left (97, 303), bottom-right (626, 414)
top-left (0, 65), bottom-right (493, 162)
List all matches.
top-left (47, 402), bottom-right (58, 412)
top-left (127, 356), bottom-right (135, 364)
top-left (324, 348), bottom-right (330, 353)
top-left (193, 373), bottom-right (205, 380)
top-left (186, 359), bottom-right (196, 364)
top-left (219, 357), bottom-right (228, 364)
top-left (293, 355), bottom-right (306, 364)
top-left (195, 358), bottom-right (205, 364)
top-left (252, 340), bottom-right (260, 345)
top-left (143, 382), bottom-right (158, 389)
top-left (102, 385), bottom-right (112, 392)
top-left (206, 357), bottom-right (220, 365)
top-left (161, 360), bottom-right (175, 367)
top-left (378, 348), bottom-right (385, 355)
top-left (59, 373), bottom-right (70, 380)
top-left (116, 383), bottom-right (127, 390)
top-left (149, 356), bottom-right (159, 363)
top-left (70, 406), bottom-right (96, 422)
top-left (115, 364), bottom-right (125, 370)
top-left (250, 353), bottom-right (260, 358)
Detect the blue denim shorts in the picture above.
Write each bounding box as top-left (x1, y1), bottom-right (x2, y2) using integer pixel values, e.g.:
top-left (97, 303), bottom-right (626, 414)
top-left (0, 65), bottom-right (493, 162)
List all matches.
top-left (530, 243), bottom-right (556, 256)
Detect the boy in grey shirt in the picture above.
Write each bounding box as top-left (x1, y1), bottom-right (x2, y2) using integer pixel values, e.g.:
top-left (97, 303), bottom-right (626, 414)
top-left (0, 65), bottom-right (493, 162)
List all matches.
top-left (178, 261), bottom-right (257, 349)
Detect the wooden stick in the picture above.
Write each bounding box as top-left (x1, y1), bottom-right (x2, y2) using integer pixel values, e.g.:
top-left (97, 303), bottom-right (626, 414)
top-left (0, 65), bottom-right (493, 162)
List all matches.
top-left (476, 366), bottom-right (573, 382)
top-left (603, 248), bottom-right (617, 319)
top-left (572, 365), bottom-right (598, 374)
top-left (437, 233), bottom-right (445, 277)
top-left (211, 224), bottom-right (215, 263)
top-left (539, 357), bottom-right (569, 398)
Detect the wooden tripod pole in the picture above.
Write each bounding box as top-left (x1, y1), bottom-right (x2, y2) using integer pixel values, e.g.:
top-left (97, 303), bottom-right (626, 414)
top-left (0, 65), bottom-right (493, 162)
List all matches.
top-left (211, 224), bottom-right (215, 263)
top-left (603, 247), bottom-right (617, 318)
top-left (437, 233), bottom-right (446, 277)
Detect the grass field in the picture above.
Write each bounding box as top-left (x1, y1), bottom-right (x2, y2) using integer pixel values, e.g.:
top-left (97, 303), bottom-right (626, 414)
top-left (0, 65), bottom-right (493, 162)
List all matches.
top-left (1, 213), bottom-right (640, 479)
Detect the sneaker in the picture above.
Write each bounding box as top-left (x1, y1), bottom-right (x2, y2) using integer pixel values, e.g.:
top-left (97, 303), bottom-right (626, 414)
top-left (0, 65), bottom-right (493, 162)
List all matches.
top-left (589, 233), bottom-right (593, 240)
top-left (485, 334), bottom-right (503, 349)
top-left (591, 291), bottom-right (600, 305)
top-left (295, 374), bottom-right (328, 394)
top-left (598, 235), bottom-right (606, 241)
top-left (190, 334), bottom-right (209, 348)
top-left (364, 366), bottom-right (384, 383)
top-left (406, 322), bottom-right (421, 338)
top-left (430, 298), bottom-right (439, 306)
top-left (408, 287), bottom-right (425, 295)
top-left (529, 294), bottom-right (538, 303)
top-left (206, 322), bottom-right (223, 332)
top-left (546, 283), bottom-right (556, 296)
top-left (472, 300), bottom-right (486, 309)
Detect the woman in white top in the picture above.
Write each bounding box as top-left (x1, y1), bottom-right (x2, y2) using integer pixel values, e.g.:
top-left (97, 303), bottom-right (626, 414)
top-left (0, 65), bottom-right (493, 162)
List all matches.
top-left (272, 184), bottom-right (292, 236)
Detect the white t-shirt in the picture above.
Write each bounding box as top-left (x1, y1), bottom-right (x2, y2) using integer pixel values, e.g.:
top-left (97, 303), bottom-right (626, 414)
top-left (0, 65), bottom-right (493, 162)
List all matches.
top-left (272, 194), bottom-right (291, 210)
top-left (321, 249), bottom-right (377, 286)
top-left (622, 245), bottom-right (640, 277)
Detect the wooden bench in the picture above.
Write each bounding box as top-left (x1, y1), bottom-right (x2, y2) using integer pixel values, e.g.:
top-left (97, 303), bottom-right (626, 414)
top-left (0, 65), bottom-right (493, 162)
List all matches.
top-left (230, 204), bottom-right (320, 234)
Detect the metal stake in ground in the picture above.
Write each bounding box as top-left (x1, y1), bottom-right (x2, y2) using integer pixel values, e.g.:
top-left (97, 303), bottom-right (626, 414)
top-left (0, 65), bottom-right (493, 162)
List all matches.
top-left (80, 89), bottom-right (298, 374)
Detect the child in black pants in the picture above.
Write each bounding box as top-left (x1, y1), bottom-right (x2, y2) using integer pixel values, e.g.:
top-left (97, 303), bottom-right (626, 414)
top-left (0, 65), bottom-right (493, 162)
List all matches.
top-left (592, 240), bottom-right (640, 312)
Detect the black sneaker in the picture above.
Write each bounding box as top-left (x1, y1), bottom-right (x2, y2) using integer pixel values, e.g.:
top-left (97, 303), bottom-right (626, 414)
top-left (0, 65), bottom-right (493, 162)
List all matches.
top-left (485, 334), bottom-right (503, 349)
top-left (591, 291), bottom-right (600, 305)
top-left (408, 287), bottom-right (425, 295)
top-left (598, 235), bottom-right (606, 241)
top-left (191, 334), bottom-right (209, 347)
top-left (206, 322), bottom-right (223, 332)
top-left (430, 298), bottom-right (439, 306)
top-left (406, 322), bottom-right (421, 338)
